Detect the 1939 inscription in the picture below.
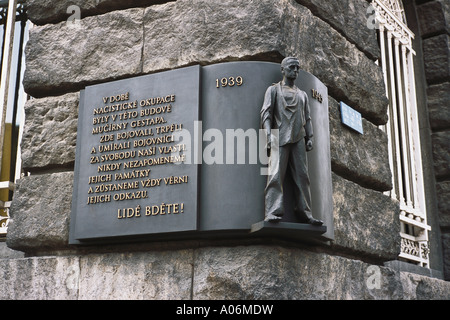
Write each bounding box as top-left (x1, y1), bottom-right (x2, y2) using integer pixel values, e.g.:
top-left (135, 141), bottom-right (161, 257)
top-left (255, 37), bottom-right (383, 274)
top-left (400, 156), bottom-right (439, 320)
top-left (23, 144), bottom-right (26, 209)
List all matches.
top-left (216, 76), bottom-right (244, 88)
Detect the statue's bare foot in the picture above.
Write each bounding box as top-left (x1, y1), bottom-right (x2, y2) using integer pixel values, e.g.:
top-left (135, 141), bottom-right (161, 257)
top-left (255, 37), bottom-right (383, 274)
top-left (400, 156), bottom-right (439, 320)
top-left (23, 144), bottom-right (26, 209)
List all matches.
top-left (265, 214), bottom-right (282, 222)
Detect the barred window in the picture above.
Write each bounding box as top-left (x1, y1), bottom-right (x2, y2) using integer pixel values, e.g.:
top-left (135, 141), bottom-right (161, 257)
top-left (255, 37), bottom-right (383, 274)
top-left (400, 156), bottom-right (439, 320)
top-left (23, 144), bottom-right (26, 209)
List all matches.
top-left (372, 0), bottom-right (431, 267)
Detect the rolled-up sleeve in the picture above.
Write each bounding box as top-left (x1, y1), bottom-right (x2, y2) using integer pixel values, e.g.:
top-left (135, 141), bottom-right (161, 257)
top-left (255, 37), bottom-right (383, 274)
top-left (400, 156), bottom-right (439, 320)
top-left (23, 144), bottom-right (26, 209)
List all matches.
top-left (261, 86), bottom-right (275, 129)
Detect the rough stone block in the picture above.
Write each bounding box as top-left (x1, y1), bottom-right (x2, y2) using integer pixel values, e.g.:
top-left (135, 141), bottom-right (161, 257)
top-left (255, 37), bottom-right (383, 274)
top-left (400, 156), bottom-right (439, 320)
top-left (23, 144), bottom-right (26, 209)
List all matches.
top-left (427, 82), bottom-right (450, 131)
top-left (26, 0), bottom-right (99, 24)
top-left (422, 34), bottom-right (450, 84)
top-left (0, 242), bottom-right (24, 259)
top-left (443, 233), bottom-right (450, 280)
top-left (417, 0), bottom-right (450, 37)
top-left (431, 131), bottom-right (450, 179)
top-left (21, 93), bottom-right (79, 170)
top-left (436, 181), bottom-right (450, 227)
top-left (332, 173), bottom-right (400, 260)
top-left (25, 0), bottom-right (171, 25)
top-left (0, 256), bottom-right (80, 300)
top-left (192, 245), bottom-right (450, 300)
top-left (6, 172), bottom-right (73, 252)
top-left (142, 0), bottom-right (283, 71)
top-left (295, 0), bottom-right (380, 60)
top-left (23, 8), bottom-right (144, 97)
top-left (329, 96), bottom-right (392, 191)
top-left (78, 250), bottom-right (193, 299)
top-left (400, 271), bottom-right (450, 299)
top-left (192, 246), bottom-right (396, 299)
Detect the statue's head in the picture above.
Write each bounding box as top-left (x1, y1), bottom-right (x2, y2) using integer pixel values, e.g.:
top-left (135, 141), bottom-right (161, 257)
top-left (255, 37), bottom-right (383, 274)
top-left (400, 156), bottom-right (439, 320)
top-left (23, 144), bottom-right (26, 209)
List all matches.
top-left (281, 57), bottom-right (300, 68)
top-left (281, 57), bottom-right (300, 80)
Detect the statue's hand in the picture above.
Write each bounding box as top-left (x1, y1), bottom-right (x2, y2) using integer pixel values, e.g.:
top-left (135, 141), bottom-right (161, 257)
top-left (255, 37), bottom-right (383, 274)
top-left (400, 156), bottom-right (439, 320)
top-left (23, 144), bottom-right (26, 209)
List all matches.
top-left (263, 122), bottom-right (272, 156)
top-left (306, 139), bottom-right (313, 152)
top-left (266, 131), bottom-right (271, 157)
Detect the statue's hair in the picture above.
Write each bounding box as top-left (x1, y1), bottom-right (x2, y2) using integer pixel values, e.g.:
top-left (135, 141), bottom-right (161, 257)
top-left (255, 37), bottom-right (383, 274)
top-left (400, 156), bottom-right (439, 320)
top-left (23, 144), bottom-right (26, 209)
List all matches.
top-left (281, 57), bottom-right (300, 68)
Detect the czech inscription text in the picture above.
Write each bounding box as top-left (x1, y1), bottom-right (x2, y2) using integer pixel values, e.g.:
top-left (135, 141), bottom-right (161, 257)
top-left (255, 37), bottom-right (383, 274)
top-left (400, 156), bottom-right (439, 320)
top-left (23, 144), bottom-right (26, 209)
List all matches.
top-left (86, 91), bottom-right (188, 220)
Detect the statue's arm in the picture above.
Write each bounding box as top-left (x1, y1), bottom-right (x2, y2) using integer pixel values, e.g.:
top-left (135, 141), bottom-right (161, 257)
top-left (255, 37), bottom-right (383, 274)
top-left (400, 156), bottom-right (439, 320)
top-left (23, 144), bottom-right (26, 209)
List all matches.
top-left (304, 94), bottom-right (314, 151)
top-left (261, 86), bottom-right (275, 151)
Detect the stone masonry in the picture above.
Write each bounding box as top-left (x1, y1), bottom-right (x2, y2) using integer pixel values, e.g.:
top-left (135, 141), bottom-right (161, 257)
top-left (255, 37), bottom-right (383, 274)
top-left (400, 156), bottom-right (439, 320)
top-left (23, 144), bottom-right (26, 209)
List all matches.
top-left (2, 0), bottom-right (449, 299)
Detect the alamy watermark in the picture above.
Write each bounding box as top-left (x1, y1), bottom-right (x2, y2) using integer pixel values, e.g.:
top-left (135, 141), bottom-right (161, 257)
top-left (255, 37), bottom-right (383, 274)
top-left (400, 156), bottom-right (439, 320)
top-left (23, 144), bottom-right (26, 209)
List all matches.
top-left (366, 265), bottom-right (382, 290)
top-left (66, 5), bottom-right (81, 29)
top-left (366, 4), bottom-right (380, 30)
top-left (170, 122), bottom-right (279, 176)
top-left (66, 1), bottom-right (105, 28)
top-left (65, 264), bottom-right (80, 291)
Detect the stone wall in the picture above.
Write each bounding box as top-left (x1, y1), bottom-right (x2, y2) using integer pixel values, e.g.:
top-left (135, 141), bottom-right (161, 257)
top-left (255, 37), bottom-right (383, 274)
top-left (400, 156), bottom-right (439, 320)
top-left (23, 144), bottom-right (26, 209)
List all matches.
top-left (2, 0), bottom-right (449, 299)
top-left (416, 0), bottom-right (450, 280)
top-left (1, 245), bottom-right (449, 300)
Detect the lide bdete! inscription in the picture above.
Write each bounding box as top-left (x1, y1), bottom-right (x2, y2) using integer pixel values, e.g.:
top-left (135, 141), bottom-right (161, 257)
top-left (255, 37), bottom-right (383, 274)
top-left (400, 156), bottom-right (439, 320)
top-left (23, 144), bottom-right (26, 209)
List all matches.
top-left (70, 66), bottom-right (200, 243)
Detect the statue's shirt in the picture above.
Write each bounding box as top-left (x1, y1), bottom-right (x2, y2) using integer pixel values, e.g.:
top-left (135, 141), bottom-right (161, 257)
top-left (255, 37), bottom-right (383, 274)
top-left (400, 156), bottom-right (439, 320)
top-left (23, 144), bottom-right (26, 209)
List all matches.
top-left (281, 85), bottom-right (299, 107)
top-left (260, 82), bottom-right (312, 146)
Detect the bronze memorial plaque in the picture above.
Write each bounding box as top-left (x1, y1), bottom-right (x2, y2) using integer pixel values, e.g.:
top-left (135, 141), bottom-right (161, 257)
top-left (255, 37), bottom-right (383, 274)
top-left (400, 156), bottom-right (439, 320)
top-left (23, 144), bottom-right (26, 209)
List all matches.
top-left (70, 62), bottom-right (334, 244)
top-left (69, 66), bottom-right (201, 243)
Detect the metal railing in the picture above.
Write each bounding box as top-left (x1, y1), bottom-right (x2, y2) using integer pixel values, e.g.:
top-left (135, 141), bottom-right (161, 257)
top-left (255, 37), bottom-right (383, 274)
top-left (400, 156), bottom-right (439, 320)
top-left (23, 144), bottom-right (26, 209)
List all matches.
top-left (0, 0), bottom-right (27, 236)
top-left (0, 181), bottom-right (13, 236)
top-left (373, 0), bottom-right (431, 267)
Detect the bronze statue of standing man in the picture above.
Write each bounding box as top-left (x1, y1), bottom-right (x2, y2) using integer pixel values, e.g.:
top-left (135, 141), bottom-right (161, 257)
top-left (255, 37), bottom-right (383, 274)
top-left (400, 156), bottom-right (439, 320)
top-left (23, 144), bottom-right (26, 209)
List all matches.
top-left (261, 57), bottom-right (323, 226)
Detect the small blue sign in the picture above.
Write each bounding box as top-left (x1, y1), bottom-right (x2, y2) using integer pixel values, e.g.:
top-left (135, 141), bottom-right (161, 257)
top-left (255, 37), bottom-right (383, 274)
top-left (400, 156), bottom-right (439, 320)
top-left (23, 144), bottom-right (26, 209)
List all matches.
top-left (340, 102), bottom-right (364, 134)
